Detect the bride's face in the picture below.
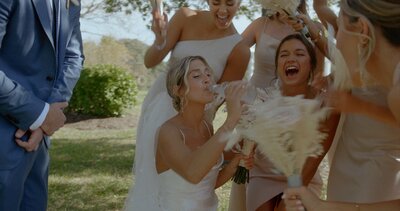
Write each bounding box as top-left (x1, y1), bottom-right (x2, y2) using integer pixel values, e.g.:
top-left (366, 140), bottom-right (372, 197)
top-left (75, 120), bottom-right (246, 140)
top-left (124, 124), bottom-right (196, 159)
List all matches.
top-left (277, 39), bottom-right (312, 87)
top-left (181, 59), bottom-right (214, 105)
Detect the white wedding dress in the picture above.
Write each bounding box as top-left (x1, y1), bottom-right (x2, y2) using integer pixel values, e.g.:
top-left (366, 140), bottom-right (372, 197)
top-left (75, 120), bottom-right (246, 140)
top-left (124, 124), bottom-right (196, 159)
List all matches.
top-left (124, 34), bottom-right (242, 210)
top-left (158, 155), bottom-right (224, 211)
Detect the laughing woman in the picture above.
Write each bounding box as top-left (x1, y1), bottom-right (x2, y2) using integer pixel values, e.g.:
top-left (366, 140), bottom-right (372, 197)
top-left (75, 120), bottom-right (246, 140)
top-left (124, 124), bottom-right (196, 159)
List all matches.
top-left (284, 0), bottom-right (400, 210)
top-left (248, 33), bottom-right (339, 211)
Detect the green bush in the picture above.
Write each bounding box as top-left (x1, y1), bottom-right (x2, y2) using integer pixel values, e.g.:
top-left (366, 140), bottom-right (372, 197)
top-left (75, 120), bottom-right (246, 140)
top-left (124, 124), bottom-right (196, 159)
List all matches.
top-left (68, 64), bottom-right (138, 117)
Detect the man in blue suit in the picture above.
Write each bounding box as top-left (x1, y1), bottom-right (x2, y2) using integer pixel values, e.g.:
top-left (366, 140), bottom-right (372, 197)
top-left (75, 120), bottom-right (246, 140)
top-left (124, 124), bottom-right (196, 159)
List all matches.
top-left (0, 0), bottom-right (84, 210)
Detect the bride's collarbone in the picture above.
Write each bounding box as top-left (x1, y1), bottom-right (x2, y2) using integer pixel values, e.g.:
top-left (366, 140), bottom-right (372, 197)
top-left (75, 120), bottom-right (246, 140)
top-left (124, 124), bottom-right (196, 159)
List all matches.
top-left (180, 128), bottom-right (209, 149)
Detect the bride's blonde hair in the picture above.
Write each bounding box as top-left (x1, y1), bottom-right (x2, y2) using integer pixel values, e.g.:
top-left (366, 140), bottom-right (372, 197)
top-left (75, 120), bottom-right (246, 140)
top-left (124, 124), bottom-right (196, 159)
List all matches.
top-left (166, 56), bottom-right (213, 111)
top-left (340, 0), bottom-right (400, 82)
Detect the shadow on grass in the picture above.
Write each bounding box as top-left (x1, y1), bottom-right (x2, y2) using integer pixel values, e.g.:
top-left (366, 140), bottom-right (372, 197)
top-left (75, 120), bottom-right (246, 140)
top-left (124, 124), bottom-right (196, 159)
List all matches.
top-left (48, 137), bottom-right (136, 211)
top-left (50, 137), bottom-right (136, 176)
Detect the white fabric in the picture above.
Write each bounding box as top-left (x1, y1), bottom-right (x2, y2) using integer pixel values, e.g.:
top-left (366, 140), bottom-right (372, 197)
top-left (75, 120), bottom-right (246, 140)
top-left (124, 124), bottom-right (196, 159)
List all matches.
top-left (158, 155), bottom-right (223, 211)
top-left (124, 34), bottom-right (242, 210)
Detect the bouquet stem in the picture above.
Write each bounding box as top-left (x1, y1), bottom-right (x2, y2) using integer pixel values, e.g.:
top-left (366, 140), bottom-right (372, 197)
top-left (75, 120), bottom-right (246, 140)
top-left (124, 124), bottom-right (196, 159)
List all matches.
top-left (231, 140), bottom-right (255, 184)
top-left (287, 174), bottom-right (302, 188)
top-left (287, 174), bottom-right (307, 211)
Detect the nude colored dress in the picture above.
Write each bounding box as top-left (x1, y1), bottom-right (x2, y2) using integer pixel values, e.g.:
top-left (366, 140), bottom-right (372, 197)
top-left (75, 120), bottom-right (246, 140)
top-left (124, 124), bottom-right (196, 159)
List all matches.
top-left (246, 31), bottom-right (322, 211)
top-left (327, 70), bottom-right (400, 203)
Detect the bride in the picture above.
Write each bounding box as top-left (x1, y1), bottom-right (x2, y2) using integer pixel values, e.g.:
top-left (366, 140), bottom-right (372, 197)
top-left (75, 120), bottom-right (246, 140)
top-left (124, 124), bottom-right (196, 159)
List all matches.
top-left (125, 56), bottom-right (252, 210)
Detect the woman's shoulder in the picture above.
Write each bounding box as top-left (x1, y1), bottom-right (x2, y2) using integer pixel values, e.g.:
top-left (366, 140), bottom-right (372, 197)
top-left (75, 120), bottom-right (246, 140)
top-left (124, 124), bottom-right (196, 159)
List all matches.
top-left (159, 118), bottom-right (181, 137)
top-left (172, 7), bottom-right (208, 30)
top-left (174, 7), bottom-right (202, 19)
top-left (246, 16), bottom-right (267, 30)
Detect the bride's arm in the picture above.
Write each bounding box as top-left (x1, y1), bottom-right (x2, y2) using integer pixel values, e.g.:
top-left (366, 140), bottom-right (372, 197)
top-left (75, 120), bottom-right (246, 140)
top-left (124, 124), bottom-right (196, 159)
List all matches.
top-left (214, 155), bottom-right (240, 188)
top-left (157, 82), bottom-right (245, 184)
top-left (157, 122), bottom-right (235, 184)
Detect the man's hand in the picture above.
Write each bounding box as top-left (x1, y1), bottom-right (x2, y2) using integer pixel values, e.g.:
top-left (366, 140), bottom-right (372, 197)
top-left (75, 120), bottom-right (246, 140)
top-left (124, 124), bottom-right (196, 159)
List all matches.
top-left (40, 102), bottom-right (68, 136)
top-left (15, 128), bottom-right (44, 152)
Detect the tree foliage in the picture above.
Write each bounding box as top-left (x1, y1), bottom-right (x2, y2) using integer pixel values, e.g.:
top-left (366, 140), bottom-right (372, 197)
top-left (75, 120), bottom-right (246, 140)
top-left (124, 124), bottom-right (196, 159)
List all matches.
top-left (98, 0), bottom-right (339, 21)
top-left (101, 0), bottom-right (262, 21)
top-left (83, 37), bottom-right (167, 89)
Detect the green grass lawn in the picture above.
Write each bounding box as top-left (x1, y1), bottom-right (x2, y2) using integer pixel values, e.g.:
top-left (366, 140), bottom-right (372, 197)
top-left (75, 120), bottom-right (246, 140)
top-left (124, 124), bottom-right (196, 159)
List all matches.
top-left (49, 128), bottom-right (233, 211)
top-left (48, 91), bottom-right (232, 210)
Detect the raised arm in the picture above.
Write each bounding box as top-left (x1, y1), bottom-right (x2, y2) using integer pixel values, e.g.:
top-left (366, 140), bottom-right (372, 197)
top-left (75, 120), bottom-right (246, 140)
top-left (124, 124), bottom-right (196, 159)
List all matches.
top-left (144, 8), bottom-right (191, 68)
top-left (241, 17), bottom-right (264, 48)
top-left (217, 41), bottom-right (250, 83)
top-left (313, 0), bottom-right (338, 32)
top-left (327, 89), bottom-right (400, 128)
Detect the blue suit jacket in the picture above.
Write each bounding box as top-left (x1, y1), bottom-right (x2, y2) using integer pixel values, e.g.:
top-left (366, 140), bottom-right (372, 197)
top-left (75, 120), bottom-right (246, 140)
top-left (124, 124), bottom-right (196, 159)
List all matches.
top-left (0, 0), bottom-right (84, 169)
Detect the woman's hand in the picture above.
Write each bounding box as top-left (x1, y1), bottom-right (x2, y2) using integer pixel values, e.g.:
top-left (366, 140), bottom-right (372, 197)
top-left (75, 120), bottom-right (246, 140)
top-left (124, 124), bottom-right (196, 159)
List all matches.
top-left (240, 147), bottom-right (255, 170)
top-left (283, 186), bottom-right (323, 211)
top-left (227, 149), bottom-right (254, 170)
top-left (151, 9), bottom-right (168, 46)
top-left (224, 81), bottom-right (247, 129)
top-left (296, 14), bottom-right (321, 38)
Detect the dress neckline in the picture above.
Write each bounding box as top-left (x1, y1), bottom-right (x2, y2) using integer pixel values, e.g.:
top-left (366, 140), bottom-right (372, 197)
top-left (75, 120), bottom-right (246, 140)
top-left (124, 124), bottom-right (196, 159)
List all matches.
top-left (259, 32), bottom-right (282, 44)
top-left (177, 34), bottom-right (239, 44)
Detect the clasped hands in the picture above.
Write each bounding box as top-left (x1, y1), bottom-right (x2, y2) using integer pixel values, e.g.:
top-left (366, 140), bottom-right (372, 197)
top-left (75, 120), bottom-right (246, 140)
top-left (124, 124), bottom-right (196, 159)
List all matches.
top-left (15, 102), bottom-right (68, 152)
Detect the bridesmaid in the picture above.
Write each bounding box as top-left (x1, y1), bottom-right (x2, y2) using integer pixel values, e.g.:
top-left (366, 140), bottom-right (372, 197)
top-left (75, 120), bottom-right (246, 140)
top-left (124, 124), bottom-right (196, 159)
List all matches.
top-left (248, 33), bottom-right (339, 211)
top-left (284, 0), bottom-right (400, 210)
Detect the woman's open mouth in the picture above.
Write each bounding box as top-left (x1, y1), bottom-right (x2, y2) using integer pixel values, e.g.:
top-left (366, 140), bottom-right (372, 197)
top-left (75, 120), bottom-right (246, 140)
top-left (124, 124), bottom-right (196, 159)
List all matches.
top-left (216, 14), bottom-right (229, 27)
top-left (285, 66), bottom-right (299, 77)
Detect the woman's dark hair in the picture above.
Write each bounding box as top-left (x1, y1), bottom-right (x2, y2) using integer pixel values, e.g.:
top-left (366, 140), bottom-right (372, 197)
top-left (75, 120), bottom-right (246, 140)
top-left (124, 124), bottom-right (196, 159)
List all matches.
top-left (274, 33), bottom-right (317, 78)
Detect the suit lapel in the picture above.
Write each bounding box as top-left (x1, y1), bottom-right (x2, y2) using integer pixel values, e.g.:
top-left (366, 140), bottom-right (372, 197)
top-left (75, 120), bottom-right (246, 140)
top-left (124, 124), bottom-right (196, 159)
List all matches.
top-left (31, 0), bottom-right (55, 49)
top-left (58, 0), bottom-right (71, 59)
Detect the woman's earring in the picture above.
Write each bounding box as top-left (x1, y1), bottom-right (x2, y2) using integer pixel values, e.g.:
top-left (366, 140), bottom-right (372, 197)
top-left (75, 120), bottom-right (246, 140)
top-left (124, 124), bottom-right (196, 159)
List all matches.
top-left (357, 42), bottom-right (368, 85)
top-left (359, 37), bottom-right (369, 47)
top-left (180, 98), bottom-right (185, 111)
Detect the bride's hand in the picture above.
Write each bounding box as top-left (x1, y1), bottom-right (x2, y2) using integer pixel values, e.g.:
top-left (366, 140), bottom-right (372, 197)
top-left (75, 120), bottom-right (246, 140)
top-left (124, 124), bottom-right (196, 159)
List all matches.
top-left (223, 81), bottom-right (246, 129)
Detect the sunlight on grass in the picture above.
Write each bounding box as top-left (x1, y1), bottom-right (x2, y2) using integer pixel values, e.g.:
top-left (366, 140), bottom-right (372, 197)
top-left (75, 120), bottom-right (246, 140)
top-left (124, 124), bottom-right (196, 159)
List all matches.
top-left (49, 125), bottom-right (233, 211)
top-left (48, 91), bottom-right (237, 210)
top-left (49, 128), bottom-right (135, 211)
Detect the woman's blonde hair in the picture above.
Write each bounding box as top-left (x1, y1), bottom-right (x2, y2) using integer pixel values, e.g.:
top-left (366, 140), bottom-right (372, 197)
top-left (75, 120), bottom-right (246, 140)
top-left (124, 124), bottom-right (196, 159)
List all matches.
top-left (166, 56), bottom-right (213, 111)
top-left (340, 0), bottom-right (400, 82)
